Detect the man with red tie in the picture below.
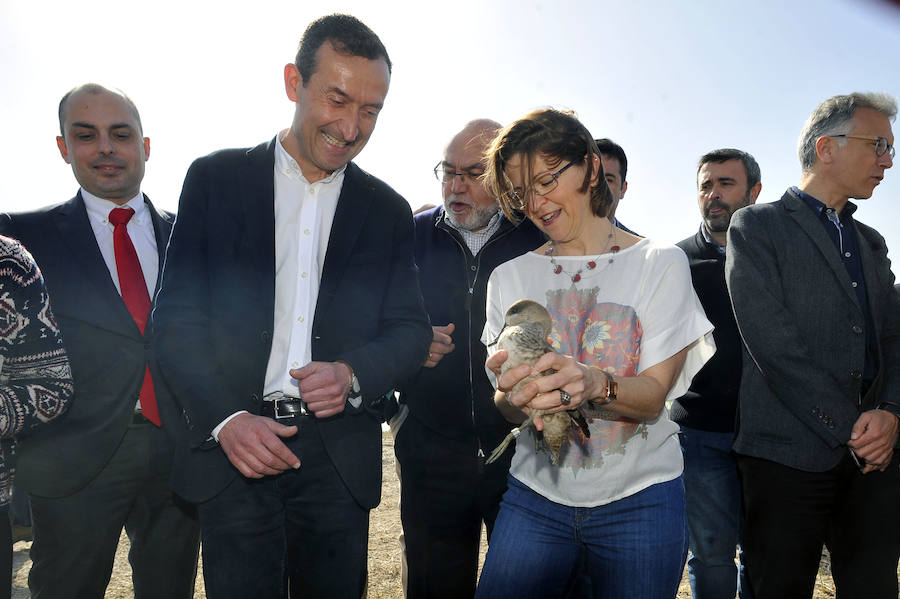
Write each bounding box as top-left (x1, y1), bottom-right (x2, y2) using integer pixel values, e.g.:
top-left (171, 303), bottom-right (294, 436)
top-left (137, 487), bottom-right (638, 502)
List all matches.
top-left (0, 83), bottom-right (199, 598)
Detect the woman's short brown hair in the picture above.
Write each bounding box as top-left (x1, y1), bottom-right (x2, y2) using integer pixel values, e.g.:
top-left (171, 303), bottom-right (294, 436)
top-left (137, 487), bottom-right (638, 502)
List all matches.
top-left (483, 108), bottom-right (612, 222)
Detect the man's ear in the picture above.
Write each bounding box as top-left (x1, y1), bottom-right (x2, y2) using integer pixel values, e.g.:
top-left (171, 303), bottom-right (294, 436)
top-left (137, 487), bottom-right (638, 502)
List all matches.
top-left (56, 136), bottom-right (71, 164)
top-left (748, 182), bottom-right (762, 204)
top-left (284, 63), bottom-right (303, 102)
top-left (815, 135), bottom-right (836, 165)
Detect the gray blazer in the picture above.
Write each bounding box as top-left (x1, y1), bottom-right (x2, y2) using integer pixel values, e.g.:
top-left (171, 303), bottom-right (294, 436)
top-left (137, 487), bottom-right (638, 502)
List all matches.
top-left (725, 188), bottom-right (900, 472)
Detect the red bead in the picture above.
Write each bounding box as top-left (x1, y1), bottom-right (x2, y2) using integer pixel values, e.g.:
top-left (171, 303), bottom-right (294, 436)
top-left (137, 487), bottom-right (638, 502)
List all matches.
top-left (587, 261), bottom-right (596, 269)
top-left (573, 273), bottom-right (581, 282)
top-left (610, 245), bottom-right (620, 252)
top-left (554, 265), bottom-right (562, 274)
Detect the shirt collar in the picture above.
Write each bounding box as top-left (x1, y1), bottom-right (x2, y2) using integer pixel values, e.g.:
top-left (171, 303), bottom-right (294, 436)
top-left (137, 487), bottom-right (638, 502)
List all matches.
top-left (81, 188), bottom-right (148, 225)
top-left (275, 135), bottom-right (346, 184)
top-left (699, 223), bottom-right (726, 255)
top-left (792, 186), bottom-right (857, 219)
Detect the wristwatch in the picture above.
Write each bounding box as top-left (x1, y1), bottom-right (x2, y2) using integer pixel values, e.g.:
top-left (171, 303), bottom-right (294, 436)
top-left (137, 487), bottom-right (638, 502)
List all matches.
top-left (347, 372), bottom-right (363, 408)
top-left (592, 371), bottom-right (617, 407)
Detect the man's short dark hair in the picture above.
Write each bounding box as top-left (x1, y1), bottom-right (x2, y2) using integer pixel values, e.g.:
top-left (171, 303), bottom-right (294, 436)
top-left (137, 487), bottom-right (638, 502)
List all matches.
top-left (594, 138), bottom-right (627, 182)
top-left (697, 148), bottom-right (761, 189)
top-left (58, 83), bottom-right (143, 138)
top-left (294, 14), bottom-right (392, 85)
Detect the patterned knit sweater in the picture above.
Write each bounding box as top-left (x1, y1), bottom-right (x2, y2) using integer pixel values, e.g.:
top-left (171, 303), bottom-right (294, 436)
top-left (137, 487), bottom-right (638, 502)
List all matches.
top-left (0, 235), bottom-right (73, 506)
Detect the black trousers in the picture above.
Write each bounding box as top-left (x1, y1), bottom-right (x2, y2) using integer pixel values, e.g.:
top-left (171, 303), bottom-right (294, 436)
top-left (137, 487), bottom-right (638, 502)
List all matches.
top-left (198, 415), bottom-right (369, 599)
top-left (395, 414), bottom-right (511, 599)
top-left (27, 421), bottom-right (200, 599)
top-left (737, 452), bottom-right (900, 599)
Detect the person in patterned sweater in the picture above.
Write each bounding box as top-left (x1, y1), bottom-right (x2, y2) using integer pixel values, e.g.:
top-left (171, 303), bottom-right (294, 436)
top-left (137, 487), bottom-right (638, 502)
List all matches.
top-left (0, 234), bottom-right (73, 599)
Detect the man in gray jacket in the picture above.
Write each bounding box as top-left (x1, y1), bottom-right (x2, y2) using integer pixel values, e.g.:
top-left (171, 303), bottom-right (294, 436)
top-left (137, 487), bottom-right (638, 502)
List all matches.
top-left (726, 92), bottom-right (900, 598)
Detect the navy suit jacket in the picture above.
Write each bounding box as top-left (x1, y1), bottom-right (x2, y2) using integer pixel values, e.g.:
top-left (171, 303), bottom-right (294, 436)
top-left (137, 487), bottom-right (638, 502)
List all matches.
top-left (726, 188), bottom-right (900, 472)
top-left (153, 138), bottom-right (431, 506)
top-left (0, 192), bottom-right (175, 496)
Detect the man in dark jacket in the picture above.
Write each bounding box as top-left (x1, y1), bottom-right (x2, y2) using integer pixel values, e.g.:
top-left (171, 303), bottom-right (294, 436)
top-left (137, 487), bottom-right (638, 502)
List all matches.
top-left (673, 148), bottom-right (761, 599)
top-left (393, 119), bottom-right (544, 599)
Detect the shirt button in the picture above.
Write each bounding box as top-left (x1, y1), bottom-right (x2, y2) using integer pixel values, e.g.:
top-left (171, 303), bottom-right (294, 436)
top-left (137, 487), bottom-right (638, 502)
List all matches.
top-left (297, 316), bottom-right (304, 323)
top-left (292, 361), bottom-right (299, 368)
top-left (301, 272), bottom-right (308, 279)
top-left (470, 265), bottom-right (477, 271)
top-left (844, 252), bottom-right (851, 258)
top-left (304, 229), bottom-right (311, 235)
top-left (851, 281), bottom-right (858, 288)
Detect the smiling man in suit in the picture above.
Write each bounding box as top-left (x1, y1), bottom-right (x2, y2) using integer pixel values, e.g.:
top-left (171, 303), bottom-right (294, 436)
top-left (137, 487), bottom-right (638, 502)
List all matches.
top-left (153, 14), bottom-right (432, 598)
top-left (726, 92), bottom-right (900, 598)
top-left (0, 84), bottom-right (200, 598)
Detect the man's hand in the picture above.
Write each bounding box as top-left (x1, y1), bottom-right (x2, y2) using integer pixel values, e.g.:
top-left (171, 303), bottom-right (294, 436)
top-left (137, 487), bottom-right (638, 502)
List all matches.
top-left (218, 413), bottom-right (300, 478)
top-left (849, 409), bottom-right (899, 473)
top-left (290, 361), bottom-right (352, 418)
top-left (424, 324), bottom-right (455, 368)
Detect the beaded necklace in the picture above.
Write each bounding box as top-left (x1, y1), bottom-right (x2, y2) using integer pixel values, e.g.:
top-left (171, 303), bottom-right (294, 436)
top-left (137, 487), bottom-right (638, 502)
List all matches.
top-left (544, 227), bottom-right (620, 283)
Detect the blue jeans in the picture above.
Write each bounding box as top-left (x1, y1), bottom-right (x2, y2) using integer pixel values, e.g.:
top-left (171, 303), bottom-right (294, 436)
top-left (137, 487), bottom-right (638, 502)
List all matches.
top-left (680, 427), bottom-right (750, 599)
top-left (475, 475), bottom-right (688, 599)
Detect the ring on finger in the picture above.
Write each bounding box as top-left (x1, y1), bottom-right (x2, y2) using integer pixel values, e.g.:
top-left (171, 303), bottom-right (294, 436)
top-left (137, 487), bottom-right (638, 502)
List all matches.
top-left (559, 389), bottom-right (571, 405)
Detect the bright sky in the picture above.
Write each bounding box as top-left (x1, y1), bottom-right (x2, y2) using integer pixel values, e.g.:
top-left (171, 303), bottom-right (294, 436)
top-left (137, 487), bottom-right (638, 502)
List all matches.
top-left (2, 0), bottom-right (899, 273)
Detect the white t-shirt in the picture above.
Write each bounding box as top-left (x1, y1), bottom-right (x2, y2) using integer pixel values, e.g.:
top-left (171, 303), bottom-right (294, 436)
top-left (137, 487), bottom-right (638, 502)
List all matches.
top-left (482, 238), bottom-right (714, 507)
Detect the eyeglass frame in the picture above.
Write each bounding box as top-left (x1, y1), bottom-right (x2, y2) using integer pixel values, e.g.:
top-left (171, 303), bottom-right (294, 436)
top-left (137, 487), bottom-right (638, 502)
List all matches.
top-left (433, 161), bottom-right (485, 184)
top-left (828, 134), bottom-right (895, 159)
top-left (505, 158), bottom-right (580, 209)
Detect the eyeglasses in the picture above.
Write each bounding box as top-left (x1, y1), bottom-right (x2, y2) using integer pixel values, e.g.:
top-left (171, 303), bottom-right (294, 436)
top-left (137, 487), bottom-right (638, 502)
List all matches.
top-left (433, 162), bottom-right (485, 184)
top-left (505, 159), bottom-right (580, 209)
top-left (830, 134), bottom-right (895, 159)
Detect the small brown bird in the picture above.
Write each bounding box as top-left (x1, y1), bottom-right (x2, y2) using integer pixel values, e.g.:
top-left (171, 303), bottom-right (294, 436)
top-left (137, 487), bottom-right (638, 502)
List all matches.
top-left (486, 299), bottom-right (589, 465)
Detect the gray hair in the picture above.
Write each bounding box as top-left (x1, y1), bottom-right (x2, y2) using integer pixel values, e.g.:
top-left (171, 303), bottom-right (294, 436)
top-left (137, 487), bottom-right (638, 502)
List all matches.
top-left (797, 92), bottom-right (897, 172)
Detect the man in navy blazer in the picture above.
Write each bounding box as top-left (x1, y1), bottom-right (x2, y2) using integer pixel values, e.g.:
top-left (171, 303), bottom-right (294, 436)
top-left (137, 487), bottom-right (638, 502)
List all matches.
top-left (0, 84), bottom-right (199, 598)
top-left (153, 15), bottom-right (431, 598)
top-left (726, 92), bottom-right (900, 598)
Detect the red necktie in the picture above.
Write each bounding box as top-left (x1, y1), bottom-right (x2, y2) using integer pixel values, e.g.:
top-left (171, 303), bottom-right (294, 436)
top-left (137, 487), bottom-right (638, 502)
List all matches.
top-left (109, 207), bottom-right (161, 426)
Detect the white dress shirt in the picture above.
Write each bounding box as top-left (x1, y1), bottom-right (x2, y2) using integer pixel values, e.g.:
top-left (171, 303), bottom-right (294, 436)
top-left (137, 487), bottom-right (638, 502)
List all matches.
top-left (263, 136), bottom-right (344, 397)
top-left (212, 136), bottom-right (346, 439)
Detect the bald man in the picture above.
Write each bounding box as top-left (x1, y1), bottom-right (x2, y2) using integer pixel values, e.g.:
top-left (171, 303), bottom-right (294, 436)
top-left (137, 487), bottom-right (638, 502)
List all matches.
top-left (0, 84), bottom-right (199, 598)
top-left (392, 120), bottom-right (545, 598)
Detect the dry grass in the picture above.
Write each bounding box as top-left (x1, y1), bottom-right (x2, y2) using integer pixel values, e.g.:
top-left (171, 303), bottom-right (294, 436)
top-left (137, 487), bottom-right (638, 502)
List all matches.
top-left (9, 432), bottom-right (856, 598)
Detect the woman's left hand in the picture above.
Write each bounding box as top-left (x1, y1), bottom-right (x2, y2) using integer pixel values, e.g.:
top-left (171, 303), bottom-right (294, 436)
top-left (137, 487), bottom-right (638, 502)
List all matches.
top-left (522, 352), bottom-right (597, 417)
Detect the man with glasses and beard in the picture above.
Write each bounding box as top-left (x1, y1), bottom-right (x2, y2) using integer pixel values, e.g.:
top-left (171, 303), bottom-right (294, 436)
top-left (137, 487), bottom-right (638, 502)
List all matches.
top-left (673, 148), bottom-right (761, 599)
top-left (391, 119), bottom-right (544, 599)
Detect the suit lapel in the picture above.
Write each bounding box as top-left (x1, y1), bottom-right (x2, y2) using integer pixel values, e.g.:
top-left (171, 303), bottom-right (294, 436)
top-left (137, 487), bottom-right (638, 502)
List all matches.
top-left (783, 191), bottom-right (859, 308)
top-left (54, 193), bottom-right (140, 336)
top-left (318, 162), bottom-right (371, 311)
top-left (856, 225), bottom-right (885, 330)
top-left (239, 139), bottom-right (277, 316)
top-left (143, 194), bottom-right (174, 295)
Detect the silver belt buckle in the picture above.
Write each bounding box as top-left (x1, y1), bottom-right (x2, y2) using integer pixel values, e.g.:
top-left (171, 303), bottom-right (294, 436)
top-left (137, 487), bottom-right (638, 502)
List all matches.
top-left (273, 396), bottom-right (307, 419)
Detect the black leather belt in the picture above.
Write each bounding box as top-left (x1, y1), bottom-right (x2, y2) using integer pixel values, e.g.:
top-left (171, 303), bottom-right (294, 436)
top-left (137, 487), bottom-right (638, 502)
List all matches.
top-left (260, 397), bottom-right (310, 420)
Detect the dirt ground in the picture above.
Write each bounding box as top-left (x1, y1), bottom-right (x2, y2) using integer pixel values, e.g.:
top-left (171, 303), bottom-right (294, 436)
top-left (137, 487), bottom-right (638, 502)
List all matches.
top-left (10, 432), bottom-right (851, 598)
